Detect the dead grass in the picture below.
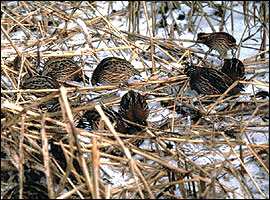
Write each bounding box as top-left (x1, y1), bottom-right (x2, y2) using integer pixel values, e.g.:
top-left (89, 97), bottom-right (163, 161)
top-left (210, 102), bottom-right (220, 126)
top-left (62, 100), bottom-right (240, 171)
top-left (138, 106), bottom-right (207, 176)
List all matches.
top-left (1, 1), bottom-right (269, 199)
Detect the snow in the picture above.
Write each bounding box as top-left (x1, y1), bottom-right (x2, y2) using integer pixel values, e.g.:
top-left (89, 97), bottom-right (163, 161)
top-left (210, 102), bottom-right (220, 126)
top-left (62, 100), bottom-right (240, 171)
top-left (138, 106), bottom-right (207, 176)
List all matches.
top-left (1, 1), bottom-right (269, 199)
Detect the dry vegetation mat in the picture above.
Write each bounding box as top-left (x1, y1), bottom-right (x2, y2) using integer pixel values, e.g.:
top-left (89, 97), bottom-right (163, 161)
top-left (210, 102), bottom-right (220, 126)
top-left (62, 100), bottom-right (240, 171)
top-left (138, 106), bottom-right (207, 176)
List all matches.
top-left (1, 1), bottom-right (269, 199)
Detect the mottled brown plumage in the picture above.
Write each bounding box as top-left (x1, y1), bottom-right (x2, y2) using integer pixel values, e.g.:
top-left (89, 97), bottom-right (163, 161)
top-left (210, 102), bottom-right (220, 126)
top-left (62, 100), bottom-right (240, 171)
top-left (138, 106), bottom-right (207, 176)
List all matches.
top-left (184, 65), bottom-right (244, 95)
top-left (119, 90), bottom-right (149, 147)
top-left (42, 57), bottom-right (88, 83)
top-left (47, 101), bottom-right (83, 127)
top-left (78, 91), bottom-right (149, 134)
top-left (91, 57), bottom-right (140, 85)
top-left (77, 106), bottom-right (128, 134)
top-left (119, 90), bottom-right (149, 132)
top-left (21, 75), bottom-right (60, 97)
top-left (78, 91), bottom-right (149, 148)
top-left (221, 58), bottom-right (245, 81)
top-left (197, 32), bottom-right (237, 57)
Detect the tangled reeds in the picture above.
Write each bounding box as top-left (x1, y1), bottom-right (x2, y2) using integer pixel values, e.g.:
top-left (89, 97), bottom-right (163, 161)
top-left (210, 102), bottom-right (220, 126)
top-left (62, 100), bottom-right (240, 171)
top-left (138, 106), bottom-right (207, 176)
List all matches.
top-left (1, 1), bottom-right (269, 199)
